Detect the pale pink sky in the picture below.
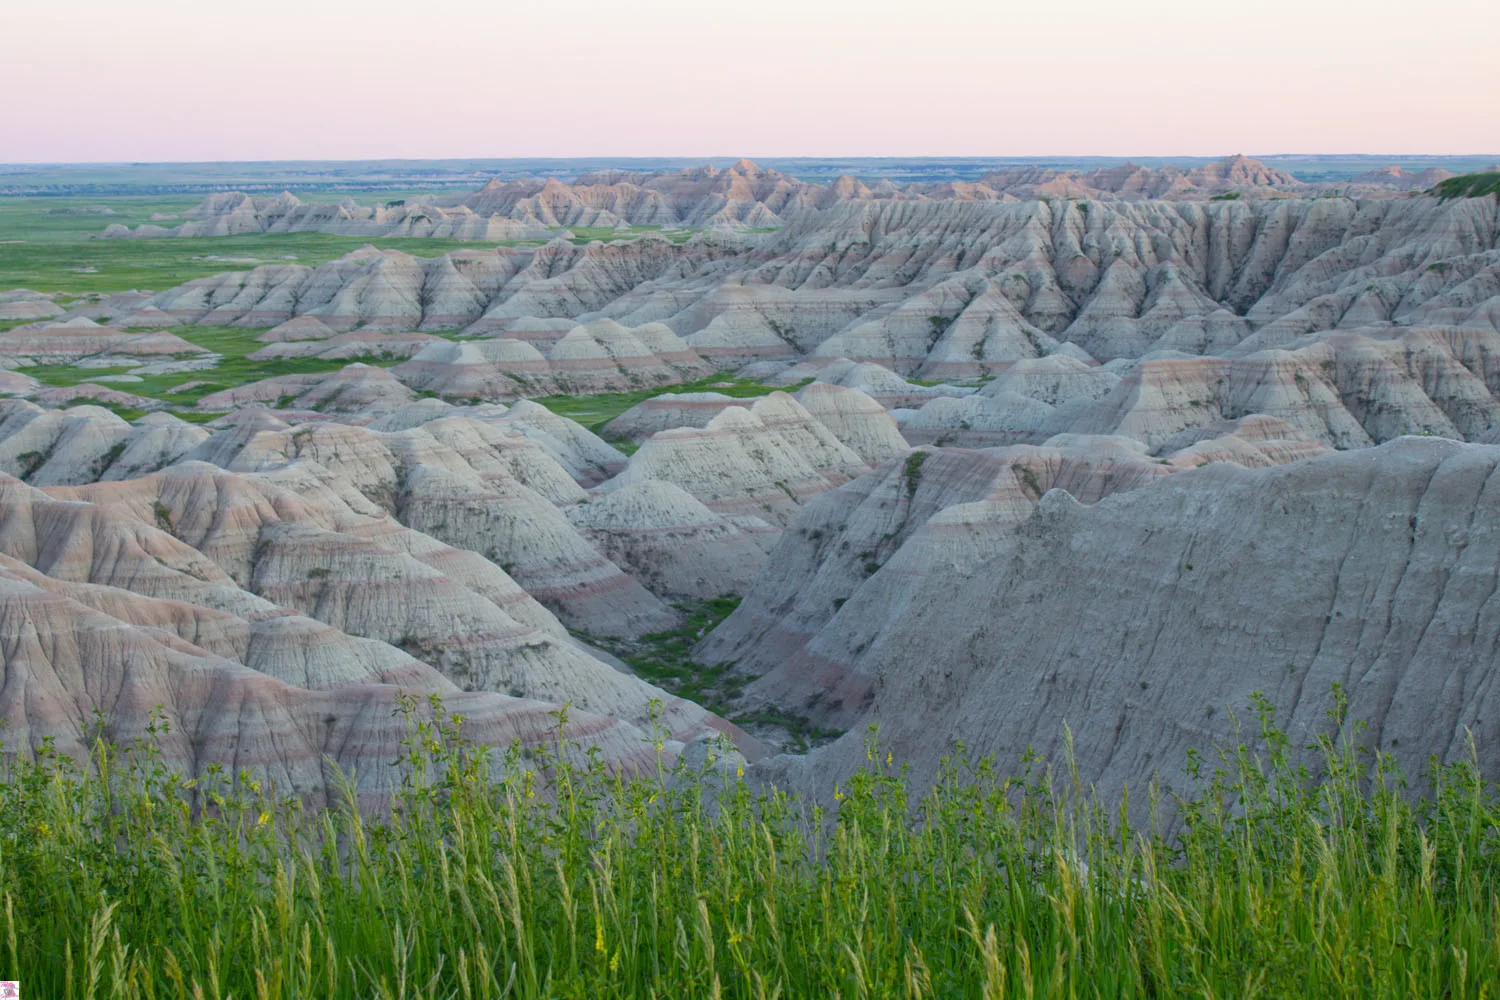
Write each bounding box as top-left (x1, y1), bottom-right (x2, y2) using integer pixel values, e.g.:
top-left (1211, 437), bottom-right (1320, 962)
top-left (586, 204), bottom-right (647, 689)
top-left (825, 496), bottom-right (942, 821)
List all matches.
top-left (5, 0), bottom-right (1497, 162)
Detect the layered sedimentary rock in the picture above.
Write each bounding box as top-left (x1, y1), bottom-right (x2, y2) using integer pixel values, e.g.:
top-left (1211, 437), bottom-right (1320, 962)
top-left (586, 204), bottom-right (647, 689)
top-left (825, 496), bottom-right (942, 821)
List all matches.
top-left (893, 327), bottom-right (1500, 450)
top-left (567, 480), bottom-right (769, 599)
top-left (0, 401), bottom-right (210, 485)
top-left (696, 439), bottom-right (1180, 727)
top-left (602, 392), bottom-right (744, 443)
top-left (101, 196), bottom-right (1500, 415)
top-left (191, 416), bottom-right (675, 636)
top-left (752, 439), bottom-right (1500, 806)
top-left (975, 154), bottom-right (1303, 201)
top-left (0, 370), bottom-right (42, 396)
top-left (0, 400), bottom-right (676, 636)
top-left (101, 191), bottom-right (553, 240)
top-left (104, 156), bottom-right (1442, 244)
top-left (0, 465), bottom-right (749, 799)
top-left (0, 318), bottom-right (207, 364)
top-left (392, 320), bottom-right (716, 401)
top-left (0, 290), bottom-right (63, 322)
top-left (600, 393), bottom-right (871, 526)
top-left (251, 330), bottom-right (443, 361)
top-left (492, 399), bottom-right (627, 486)
top-left (195, 364), bottom-right (417, 415)
top-left (792, 382), bottom-right (909, 463)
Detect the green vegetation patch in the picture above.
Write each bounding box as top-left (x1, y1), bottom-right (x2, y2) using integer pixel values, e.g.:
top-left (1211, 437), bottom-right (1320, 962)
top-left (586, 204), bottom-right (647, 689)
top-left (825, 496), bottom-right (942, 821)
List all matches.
top-left (564, 225), bottom-right (700, 246)
top-left (534, 374), bottom-right (809, 436)
top-left (0, 229), bottom-right (541, 296)
top-left (0, 196), bottom-right (704, 295)
top-left (586, 597), bottom-right (744, 712)
top-left (903, 449), bottom-right (929, 496)
top-left (3, 695), bottom-right (1500, 997)
top-left (1432, 172), bottom-right (1500, 200)
top-left (17, 325), bottom-right (402, 411)
top-left (586, 596), bottom-right (843, 752)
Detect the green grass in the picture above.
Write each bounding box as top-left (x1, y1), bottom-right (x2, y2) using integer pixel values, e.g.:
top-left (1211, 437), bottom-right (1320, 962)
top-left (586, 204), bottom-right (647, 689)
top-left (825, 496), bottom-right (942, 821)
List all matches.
top-left (1432, 172), bottom-right (1500, 200)
top-left (3, 693), bottom-right (1500, 998)
top-left (0, 195), bottom-right (204, 243)
top-left (0, 196), bottom-right (704, 295)
top-left (0, 230), bottom-right (547, 297)
top-left (535, 375), bottom-right (812, 437)
top-left (903, 450), bottom-right (929, 496)
top-left (564, 225), bottom-right (700, 246)
top-left (585, 598), bottom-right (843, 752)
top-left (17, 325), bottom-right (402, 410)
top-left (591, 597), bottom-right (746, 710)
top-left (15, 328), bottom-right (795, 424)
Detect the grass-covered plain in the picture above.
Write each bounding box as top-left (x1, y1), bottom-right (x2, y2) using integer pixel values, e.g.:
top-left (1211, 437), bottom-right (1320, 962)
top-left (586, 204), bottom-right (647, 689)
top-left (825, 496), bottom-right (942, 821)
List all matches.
top-left (0, 226), bottom-right (530, 297)
top-left (0, 196), bottom-right (700, 296)
top-left (3, 696), bottom-right (1499, 999)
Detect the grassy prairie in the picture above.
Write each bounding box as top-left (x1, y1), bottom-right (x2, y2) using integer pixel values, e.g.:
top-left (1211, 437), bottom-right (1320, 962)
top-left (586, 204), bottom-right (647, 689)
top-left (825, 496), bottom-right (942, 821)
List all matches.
top-left (0, 227), bottom-right (535, 297)
top-left (0, 195), bottom-right (701, 295)
top-left (2, 696), bottom-right (1498, 998)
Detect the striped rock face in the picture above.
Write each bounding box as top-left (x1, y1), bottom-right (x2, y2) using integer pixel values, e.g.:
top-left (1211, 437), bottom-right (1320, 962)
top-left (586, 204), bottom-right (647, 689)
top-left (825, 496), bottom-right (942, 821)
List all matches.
top-left (102, 156), bottom-right (1440, 245)
top-left (0, 463), bottom-right (756, 803)
top-left (96, 194), bottom-right (1500, 395)
top-left (751, 439), bottom-right (1500, 818)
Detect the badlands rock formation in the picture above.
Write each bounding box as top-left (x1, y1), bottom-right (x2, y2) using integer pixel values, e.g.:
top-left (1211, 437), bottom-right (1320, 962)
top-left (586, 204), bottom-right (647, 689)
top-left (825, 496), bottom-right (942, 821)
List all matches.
top-left (0, 462), bottom-right (747, 800)
top-left (750, 438), bottom-right (1500, 807)
top-left (0, 290), bottom-right (63, 322)
top-left (602, 392), bottom-right (747, 443)
top-left (601, 392), bottom-right (872, 526)
top-left (697, 438), bottom-right (1182, 726)
top-left (101, 196), bottom-right (1500, 398)
top-left (8, 171), bottom-right (1500, 804)
top-left (0, 317), bottom-right (207, 364)
top-left (0, 400), bottom-right (671, 634)
top-left (100, 157), bottom-right (1445, 242)
top-left (101, 191), bottom-right (554, 240)
top-left (975, 155), bottom-right (1303, 201)
top-left (603, 383), bottom-right (907, 464)
top-left (566, 480), bottom-right (769, 599)
top-left (394, 318), bottom-right (715, 399)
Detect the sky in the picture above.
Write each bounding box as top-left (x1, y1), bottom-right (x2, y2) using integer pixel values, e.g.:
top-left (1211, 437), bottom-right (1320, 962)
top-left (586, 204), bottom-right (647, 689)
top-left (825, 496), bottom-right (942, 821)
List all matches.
top-left (4, 0), bottom-right (1498, 163)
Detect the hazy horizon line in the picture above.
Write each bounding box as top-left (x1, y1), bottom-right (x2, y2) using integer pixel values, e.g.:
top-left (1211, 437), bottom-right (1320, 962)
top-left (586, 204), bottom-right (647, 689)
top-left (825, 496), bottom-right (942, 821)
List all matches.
top-left (5, 152), bottom-right (1498, 169)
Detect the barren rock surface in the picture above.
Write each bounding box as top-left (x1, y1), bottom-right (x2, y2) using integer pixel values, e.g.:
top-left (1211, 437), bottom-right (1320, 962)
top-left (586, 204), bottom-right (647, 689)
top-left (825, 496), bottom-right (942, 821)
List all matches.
top-left (751, 439), bottom-right (1500, 807)
top-left (0, 465), bottom-right (750, 798)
